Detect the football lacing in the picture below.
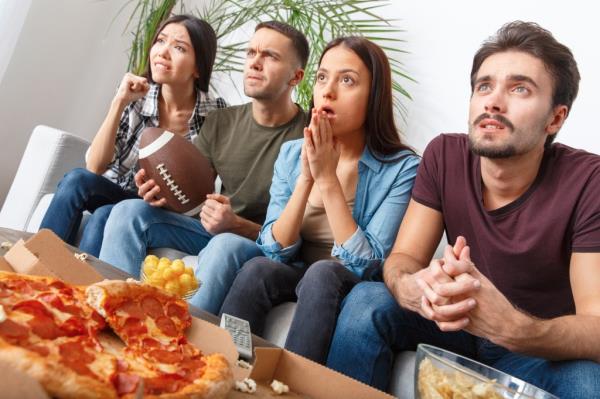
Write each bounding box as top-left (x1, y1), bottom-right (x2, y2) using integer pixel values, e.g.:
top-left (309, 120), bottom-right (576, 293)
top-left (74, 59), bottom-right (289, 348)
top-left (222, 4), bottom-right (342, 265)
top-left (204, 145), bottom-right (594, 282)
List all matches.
top-left (156, 163), bottom-right (190, 204)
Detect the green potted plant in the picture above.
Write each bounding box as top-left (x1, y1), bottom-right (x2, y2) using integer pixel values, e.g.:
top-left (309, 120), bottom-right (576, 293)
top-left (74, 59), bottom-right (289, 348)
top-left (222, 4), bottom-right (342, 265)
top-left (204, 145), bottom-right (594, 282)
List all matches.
top-left (120, 0), bottom-right (412, 114)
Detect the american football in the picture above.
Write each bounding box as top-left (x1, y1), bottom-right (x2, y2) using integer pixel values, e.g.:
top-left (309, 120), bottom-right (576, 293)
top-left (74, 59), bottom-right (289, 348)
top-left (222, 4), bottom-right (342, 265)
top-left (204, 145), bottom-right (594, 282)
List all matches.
top-left (138, 127), bottom-right (215, 215)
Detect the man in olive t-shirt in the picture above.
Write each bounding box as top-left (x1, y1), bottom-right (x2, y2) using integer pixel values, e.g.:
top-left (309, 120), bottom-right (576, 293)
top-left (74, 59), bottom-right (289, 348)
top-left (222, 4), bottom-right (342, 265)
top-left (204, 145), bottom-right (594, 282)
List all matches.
top-left (326, 22), bottom-right (600, 398)
top-left (100, 21), bottom-right (308, 314)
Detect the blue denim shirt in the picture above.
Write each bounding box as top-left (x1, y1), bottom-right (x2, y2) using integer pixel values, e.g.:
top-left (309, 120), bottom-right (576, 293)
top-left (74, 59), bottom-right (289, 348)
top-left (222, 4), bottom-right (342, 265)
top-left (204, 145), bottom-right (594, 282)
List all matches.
top-left (256, 139), bottom-right (420, 279)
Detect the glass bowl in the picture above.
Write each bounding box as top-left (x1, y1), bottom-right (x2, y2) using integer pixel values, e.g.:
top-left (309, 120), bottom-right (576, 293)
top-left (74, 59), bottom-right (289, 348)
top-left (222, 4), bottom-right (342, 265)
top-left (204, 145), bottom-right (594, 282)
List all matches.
top-left (415, 344), bottom-right (557, 399)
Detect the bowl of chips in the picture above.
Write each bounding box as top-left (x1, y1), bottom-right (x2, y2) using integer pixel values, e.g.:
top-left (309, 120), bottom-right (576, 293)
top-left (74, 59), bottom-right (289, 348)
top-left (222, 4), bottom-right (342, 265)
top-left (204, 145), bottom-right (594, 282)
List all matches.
top-left (140, 255), bottom-right (201, 300)
top-left (415, 344), bottom-right (557, 399)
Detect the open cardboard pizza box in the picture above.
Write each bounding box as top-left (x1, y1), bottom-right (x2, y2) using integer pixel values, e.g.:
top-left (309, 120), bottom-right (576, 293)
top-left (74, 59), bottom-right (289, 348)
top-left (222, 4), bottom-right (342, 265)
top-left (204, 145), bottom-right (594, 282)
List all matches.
top-left (0, 230), bottom-right (394, 399)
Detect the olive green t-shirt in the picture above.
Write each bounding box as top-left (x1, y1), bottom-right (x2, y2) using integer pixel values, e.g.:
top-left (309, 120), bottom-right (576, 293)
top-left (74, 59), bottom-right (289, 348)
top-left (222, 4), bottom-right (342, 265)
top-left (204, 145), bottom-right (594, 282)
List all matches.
top-left (193, 103), bottom-right (306, 224)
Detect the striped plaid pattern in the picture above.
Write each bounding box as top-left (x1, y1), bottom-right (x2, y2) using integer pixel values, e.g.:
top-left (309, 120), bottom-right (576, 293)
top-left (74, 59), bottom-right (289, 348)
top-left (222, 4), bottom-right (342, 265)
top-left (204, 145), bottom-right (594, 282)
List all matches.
top-left (102, 83), bottom-right (227, 191)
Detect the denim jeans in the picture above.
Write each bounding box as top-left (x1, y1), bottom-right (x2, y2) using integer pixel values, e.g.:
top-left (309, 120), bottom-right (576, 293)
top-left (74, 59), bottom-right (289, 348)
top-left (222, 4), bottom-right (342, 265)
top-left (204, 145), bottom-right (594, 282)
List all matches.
top-left (39, 168), bottom-right (137, 256)
top-left (220, 258), bottom-right (361, 364)
top-left (189, 233), bottom-right (262, 314)
top-left (99, 199), bottom-right (261, 314)
top-left (326, 282), bottom-right (600, 398)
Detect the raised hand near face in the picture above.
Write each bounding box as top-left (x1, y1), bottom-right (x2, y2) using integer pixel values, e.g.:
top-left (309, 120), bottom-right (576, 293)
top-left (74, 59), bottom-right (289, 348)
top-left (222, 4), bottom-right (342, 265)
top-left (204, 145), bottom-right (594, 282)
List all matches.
top-left (115, 73), bottom-right (150, 105)
top-left (304, 108), bottom-right (340, 186)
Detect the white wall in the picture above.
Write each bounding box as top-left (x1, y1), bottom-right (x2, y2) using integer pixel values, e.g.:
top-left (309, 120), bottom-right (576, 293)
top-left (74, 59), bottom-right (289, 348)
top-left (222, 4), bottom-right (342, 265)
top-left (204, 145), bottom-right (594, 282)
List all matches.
top-left (0, 0), bottom-right (134, 204)
top-left (1, 1), bottom-right (598, 207)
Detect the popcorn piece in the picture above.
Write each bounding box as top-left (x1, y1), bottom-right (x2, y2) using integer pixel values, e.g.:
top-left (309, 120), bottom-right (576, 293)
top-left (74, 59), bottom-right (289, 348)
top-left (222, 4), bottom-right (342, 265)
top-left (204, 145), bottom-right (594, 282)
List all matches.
top-left (236, 359), bottom-right (252, 369)
top-left (270, 379), bottom-right (289, 395)
top-left (235, 378), bottom-right (257, 393)
top-left (74, 252), bottom-right (89, 261)
top-left (0, 241), bottom-right (13, 249)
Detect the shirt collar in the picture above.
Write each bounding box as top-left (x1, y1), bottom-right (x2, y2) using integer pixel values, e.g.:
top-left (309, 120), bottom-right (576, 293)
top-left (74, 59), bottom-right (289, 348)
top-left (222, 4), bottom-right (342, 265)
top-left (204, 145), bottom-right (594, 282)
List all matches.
top-left (141, 83), bottom-right (161, 118)
top-left (359, 146), bottom-right (383, 173)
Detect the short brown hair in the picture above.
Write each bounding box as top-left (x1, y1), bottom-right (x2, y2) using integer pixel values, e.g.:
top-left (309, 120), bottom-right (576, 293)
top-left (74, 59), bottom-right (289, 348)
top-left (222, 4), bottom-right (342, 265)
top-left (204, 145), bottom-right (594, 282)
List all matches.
top-left (471, 21), bottom-right (580, 145)
top-left (255, 21), bottom-right (309, 69)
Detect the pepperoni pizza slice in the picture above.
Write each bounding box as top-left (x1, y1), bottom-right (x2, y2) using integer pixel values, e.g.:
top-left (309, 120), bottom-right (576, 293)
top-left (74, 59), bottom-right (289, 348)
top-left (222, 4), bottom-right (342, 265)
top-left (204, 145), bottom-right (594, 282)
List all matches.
top-left (86, 279), bottom-right (233, 398)
top-left (0, 271), bottom-right (119, 398)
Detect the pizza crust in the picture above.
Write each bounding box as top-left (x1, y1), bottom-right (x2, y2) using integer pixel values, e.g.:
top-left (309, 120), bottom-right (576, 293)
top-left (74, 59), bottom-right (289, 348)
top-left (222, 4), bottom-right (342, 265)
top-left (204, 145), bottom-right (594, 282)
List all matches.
top-left (0, 338), bottom-right (117, 399)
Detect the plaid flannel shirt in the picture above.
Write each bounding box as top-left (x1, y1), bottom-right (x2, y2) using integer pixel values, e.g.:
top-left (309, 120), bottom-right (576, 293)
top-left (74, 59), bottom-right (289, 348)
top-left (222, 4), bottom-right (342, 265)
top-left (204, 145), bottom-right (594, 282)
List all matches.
top-left (101, 83), bottom-right (227, 191)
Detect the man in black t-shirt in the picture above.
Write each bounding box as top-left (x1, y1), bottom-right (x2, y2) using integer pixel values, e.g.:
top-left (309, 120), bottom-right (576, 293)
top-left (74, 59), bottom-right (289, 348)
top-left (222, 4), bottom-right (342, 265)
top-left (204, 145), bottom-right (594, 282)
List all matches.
top-left (326, 22), bottom-right (600, 398)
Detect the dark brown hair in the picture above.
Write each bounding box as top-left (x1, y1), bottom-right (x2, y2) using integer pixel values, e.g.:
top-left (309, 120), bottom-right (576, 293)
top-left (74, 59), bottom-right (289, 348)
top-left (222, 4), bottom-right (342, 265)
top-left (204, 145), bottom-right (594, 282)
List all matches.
top-left (255, 21), bottom-right (309, 69)
top-left (471, 21), bottom-right (580, 145)
top-left (317, 36), bottom-right (413, 159)
top-left (145, 14), bottom-right (217, 92)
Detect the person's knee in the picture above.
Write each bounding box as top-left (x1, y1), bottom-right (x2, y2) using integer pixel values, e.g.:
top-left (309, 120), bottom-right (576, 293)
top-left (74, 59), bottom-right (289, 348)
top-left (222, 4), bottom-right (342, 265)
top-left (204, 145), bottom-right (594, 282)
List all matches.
top-left (339, 282), bottom-right (398, 329)
top-left (55, 168), bottom-right (98, 197)
top-left (104, 199), bottom-right (149, 235)
top-left (297, 260), bottom-right (345, 294)
top-left (235, 257), bottom-right (277, 284)
top-left (205, 233), bottom-right (255, 254)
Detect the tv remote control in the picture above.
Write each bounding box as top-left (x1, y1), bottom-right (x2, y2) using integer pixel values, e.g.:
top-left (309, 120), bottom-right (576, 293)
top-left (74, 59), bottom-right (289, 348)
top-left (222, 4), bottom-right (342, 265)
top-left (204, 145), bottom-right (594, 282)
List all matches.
top-left (220, 313), bottom-right (253, 359)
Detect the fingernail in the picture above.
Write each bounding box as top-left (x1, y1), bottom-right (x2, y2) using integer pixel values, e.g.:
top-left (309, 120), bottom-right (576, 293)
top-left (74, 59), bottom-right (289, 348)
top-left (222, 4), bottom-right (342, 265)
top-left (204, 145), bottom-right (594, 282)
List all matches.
top-left (473, 280), bottom-right (481, 288)
top-left (468, 299), bottom-right (476, 307)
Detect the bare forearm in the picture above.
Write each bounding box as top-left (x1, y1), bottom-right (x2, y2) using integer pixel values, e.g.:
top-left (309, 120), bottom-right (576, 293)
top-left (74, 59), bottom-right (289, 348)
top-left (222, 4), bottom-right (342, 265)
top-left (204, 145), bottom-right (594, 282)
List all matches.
top-left (318, 179), bottom-right (357, 244)
top-left (86, 98), bottom-right (127, 174)
top-left (229, 216), bottom-right (261, 241)
top-left (383, 252), bottom-right (427, 312)
top-left (272, 178), bottom-right (313, 247)
top-left (503, 313), bottom-right (600, 362)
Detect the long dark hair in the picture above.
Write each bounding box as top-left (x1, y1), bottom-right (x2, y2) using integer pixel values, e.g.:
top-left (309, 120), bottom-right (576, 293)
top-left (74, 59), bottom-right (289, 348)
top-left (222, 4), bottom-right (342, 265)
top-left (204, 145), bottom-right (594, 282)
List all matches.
top-left (144, 14), bottom-right (217, 92)
top-left (314, 36), bottom-right (414, 160)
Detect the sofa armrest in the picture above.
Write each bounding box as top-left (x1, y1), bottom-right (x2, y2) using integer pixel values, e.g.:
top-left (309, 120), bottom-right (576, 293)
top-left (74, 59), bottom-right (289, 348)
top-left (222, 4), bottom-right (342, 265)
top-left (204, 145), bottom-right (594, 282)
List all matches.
top-left (0, 125), bottom-right (90, 232)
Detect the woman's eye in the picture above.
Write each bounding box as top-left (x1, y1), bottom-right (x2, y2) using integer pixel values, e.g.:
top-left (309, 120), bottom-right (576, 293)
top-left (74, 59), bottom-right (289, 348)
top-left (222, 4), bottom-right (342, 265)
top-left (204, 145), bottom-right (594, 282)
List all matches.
top-left (342, 76), bottom-right (354, 84)
top-left (316, 73), bottom-right (326, 82)
top-left (175, 45), bottom-right (185, 52)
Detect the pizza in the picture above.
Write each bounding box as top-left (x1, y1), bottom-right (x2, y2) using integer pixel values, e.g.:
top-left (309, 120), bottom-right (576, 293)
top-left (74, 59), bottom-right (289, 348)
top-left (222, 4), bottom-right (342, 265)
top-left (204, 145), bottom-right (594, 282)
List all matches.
top-left (0, 271), bottom-right (233, 398)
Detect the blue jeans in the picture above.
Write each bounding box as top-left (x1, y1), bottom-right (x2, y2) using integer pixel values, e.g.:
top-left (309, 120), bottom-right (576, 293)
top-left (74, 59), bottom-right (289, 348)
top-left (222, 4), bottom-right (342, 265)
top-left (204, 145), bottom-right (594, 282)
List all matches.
top-left (39, 168), bottom-right (137, 256)
top-left (326, 282), bottom-right (600, 398)
top-left (189, 233), bottom-right (262, 314)
top-left (220, 258), bottom-right (360, 364)
top-left (99, 199), bottom-right (261, 314)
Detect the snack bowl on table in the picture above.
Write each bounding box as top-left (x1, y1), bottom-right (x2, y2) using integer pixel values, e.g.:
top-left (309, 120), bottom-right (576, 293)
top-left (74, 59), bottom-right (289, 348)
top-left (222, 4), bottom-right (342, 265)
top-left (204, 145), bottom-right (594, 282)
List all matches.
top-left (415, 344), bottom-right (558, 399)
top-left (140, 255), bottom-right (201, 300)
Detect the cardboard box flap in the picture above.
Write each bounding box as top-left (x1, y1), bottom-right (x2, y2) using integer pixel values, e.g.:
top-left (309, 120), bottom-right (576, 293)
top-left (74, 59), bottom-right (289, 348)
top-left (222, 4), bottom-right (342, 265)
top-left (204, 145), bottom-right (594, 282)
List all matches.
top-left (3, 229), bottom-right (103, 285)
top-left (187, 318), bottom-right (238, 365)
top-left (250, 348), bottom-right (394, 399)
top-left (0, 256), bottom-right (14, 272)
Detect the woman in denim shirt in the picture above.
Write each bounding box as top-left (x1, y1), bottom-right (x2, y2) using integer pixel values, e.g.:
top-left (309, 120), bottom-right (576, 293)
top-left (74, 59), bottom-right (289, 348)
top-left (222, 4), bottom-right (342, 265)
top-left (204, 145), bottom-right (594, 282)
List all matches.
top-left (220, 37), bottom-right (420, 364)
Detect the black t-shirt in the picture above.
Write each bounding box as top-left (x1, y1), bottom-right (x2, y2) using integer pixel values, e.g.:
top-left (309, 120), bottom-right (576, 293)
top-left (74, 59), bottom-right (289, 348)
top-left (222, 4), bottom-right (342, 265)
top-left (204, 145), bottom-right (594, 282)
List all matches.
top-left (413, 133), bottom-right (600, 319)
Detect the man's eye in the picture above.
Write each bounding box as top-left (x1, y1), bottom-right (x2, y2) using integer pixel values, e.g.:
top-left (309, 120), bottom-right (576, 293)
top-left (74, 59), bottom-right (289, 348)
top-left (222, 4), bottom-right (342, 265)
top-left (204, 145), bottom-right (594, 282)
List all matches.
top-left (477, 83), bottom-right (490, 91)
top-left (514, 86), bottom-right (529, 94)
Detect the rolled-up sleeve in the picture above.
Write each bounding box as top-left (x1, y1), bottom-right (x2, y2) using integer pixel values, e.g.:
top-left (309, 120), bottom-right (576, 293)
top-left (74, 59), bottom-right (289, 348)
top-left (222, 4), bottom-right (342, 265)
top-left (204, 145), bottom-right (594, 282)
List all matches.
top-left (256, 141), bottom-right (303, 264)
top-left (332, 155), bottom-right (420, 277)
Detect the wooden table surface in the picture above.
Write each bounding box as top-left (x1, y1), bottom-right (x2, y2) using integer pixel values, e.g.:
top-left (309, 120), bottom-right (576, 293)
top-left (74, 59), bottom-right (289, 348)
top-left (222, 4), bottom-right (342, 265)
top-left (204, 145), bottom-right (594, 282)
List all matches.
top-left (0, 227), bottom-right (274, 351)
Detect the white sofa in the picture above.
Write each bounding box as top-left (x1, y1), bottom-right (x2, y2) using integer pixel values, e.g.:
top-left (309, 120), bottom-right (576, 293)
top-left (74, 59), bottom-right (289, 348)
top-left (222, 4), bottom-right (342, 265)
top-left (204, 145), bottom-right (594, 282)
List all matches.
top-left (1, 125), bottom-right (432, 398)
